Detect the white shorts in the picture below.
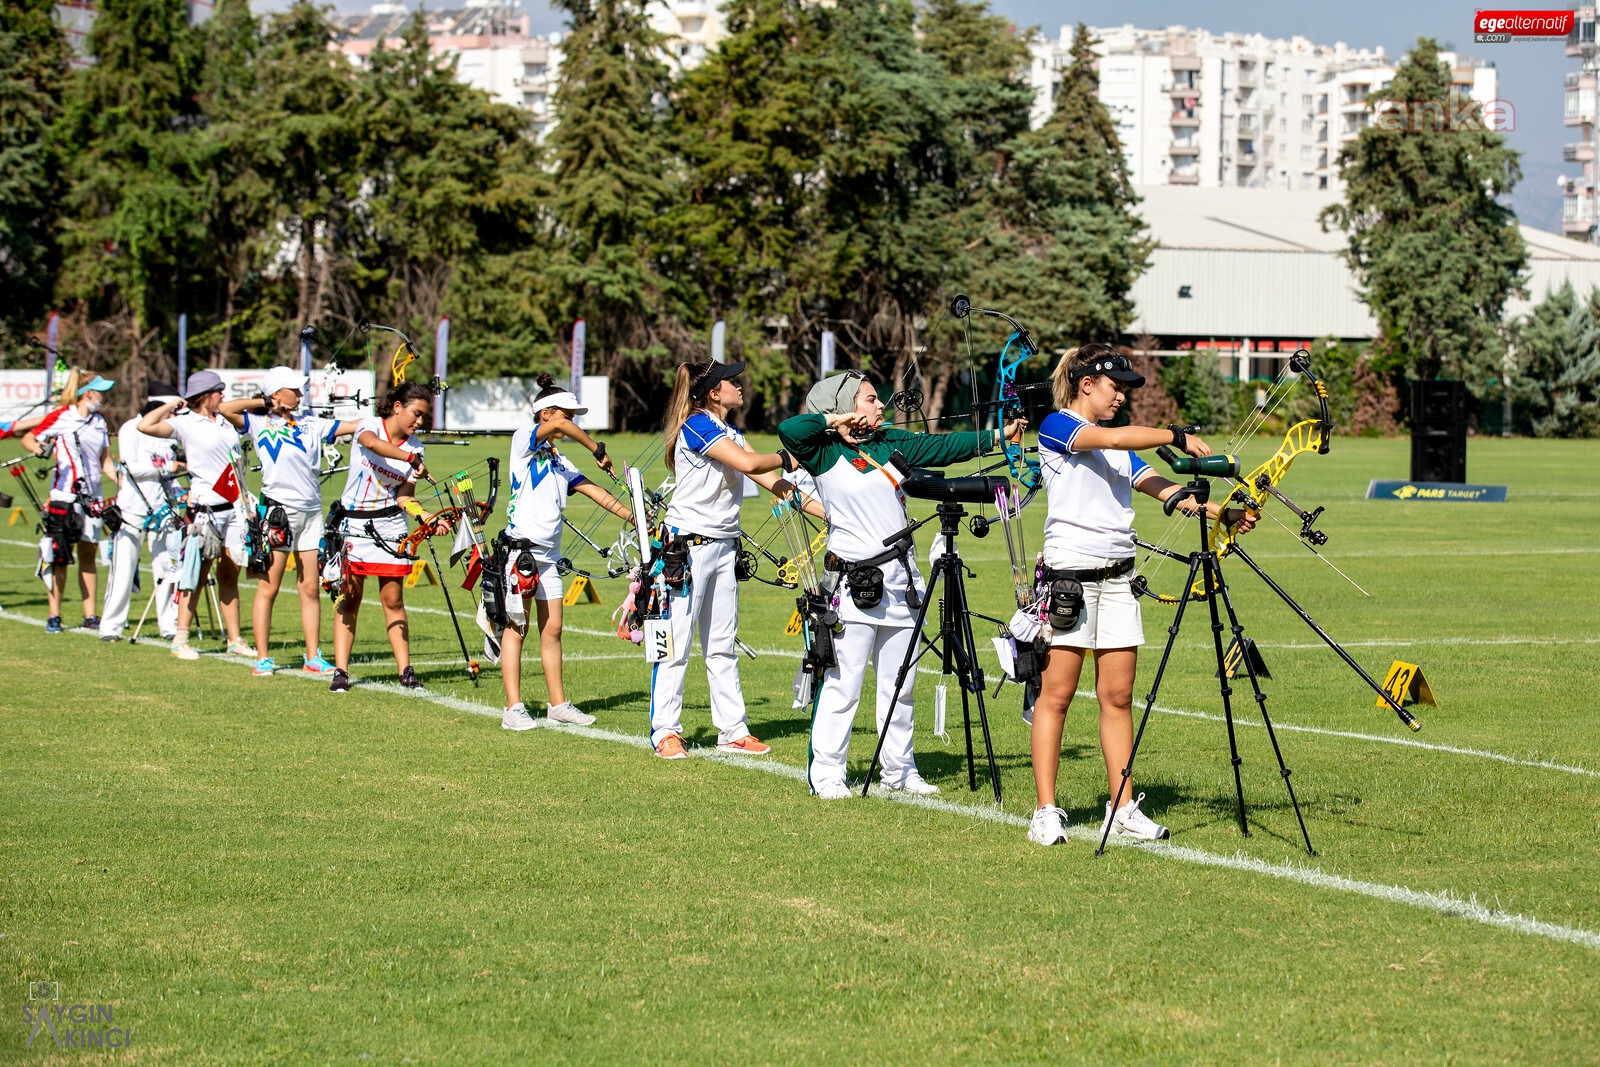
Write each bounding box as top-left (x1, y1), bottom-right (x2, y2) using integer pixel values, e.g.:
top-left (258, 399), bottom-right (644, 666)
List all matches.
top-left (272, 505), bottom-right (323, 554)
top-left (341, 511), bottom-right (412, 577)
top-left (1045, 551), bottom-right (1145, 650)
top-left (198, 506), bottom-right (247, 566)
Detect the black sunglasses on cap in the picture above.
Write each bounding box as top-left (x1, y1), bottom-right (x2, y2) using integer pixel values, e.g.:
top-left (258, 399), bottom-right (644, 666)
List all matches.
top-left (1070, 353), bottom-right (1146, 388)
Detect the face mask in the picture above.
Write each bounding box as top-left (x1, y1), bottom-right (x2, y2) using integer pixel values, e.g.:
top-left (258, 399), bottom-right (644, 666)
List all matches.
top-left (84, 397), bottom-right (101, 413)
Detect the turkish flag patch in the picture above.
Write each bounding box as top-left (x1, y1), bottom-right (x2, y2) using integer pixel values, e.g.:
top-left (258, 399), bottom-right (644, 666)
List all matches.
top-left (211, 465), bottom-right (241, 503)
top-left (851, 457), bottom-right (869, 472)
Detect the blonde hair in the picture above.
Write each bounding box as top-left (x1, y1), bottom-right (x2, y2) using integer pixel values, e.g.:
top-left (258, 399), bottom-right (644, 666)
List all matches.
top-left (1051, 343), bottom-right (1119, 408)
top-left (662, 362), bottom-right (718, 473)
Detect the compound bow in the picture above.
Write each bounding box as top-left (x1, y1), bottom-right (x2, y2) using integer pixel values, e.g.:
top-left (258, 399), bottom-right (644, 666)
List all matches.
top-left (950, 294), bottom-right (1046, 510)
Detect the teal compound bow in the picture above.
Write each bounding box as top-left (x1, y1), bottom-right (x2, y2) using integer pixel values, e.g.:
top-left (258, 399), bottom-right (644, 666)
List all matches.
top-left (950, 294), bottom-right (1046, 510)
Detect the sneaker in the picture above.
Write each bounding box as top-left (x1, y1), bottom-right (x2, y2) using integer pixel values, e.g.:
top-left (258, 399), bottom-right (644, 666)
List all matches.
top-left (1028, 805), bottom-right (1070, 846)
top-left (302, 651), bottom-right (337, 675)
top-left (82, 615), bottom-right (101, 630)
top-left (45, 616), bottom-right (62, 634)
top-left (716, 735), bottom-right (771, 756)
top-left (654, 734), bottom-right (689, 760)
top-left (329, 668), bottom-right (351, 693)
top-left (253, 657), bottom-right (277, 677)
top-left (547, 701), bottom-right (596, 726)
top-left (171, 641), bottom-right (199, 661)
top-left (814, 780), bottom-right (853, 800)
top-left (882, 771), bottom-right (940, 796)
top-left (502, 703), bottom-right (538, 731)
top-left (99, 634), bottom-right (119, 643)
top-left (226, 639), bottom-right (254, 657)
top-left (398, 666), bottom-right (424, 690)
top-left (1102, 792), bottom-right (1171, 841)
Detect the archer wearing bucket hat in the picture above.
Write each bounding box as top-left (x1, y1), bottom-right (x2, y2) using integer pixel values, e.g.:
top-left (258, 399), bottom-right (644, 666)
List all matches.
top-left (100, 379), bottom-right (184, 642)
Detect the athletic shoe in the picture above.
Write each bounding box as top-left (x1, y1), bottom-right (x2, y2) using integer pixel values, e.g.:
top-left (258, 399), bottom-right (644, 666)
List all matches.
top-left (1027, 805), bottom-right (1070, 846)
top-left (159, 631), bottom-right (176, 642)
top-left (1101, 792), bottom-right (1171, 841)
top-left (253, 657), bottom-right (277, 677)
top-left (302, 652), bottom-right (336, 675)
top-left (226, 639), bottom-right (254, 657)
top-left (82, 615), bottom-right (100, 630)
top-left (329, 669), bottom-right (350, 693)
top-left (654, 734), bottom-right (689, 760)
top-left (716, 735), bottom-right (771, 756)
top-left (398, 666), bottom-right (424, 690)
top-left (547, 701), bottom-right (596, 726)
top-left (1022, 696), bottom-right (1034, 727)
top-left (814, 780), bottom-right (853, 800)
top-left (502, 703), bottom-right (538, 731)
top-left (45, 616), bottom-right (62, 634)
top-left (882, 771), bottom-right (940, 796)
top-left (99, 634), bottom-right (119, 643)
top-left (171, 642), bottom-right (198, 661)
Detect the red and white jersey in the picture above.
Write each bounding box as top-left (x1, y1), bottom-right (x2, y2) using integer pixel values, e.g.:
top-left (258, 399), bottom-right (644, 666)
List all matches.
top-left (36, 408), bottom-right (110, 502)
top-left (339, 416), bottom-right (423, 511)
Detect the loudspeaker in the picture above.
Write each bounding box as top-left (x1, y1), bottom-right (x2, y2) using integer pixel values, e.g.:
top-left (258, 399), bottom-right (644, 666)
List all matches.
top-left (1410, 380), bottom-right (1467, 483)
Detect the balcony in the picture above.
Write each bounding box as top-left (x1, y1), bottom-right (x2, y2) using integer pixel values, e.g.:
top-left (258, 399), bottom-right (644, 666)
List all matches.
top-left (1166, 83), bottom-right (1201, 99)
top-left (1237, 66), bottom-right (1258, 87)
top-left (1566, 142), bottom-right (1596, 163)
top-left (1170, 53), bottom-right (1202, 72)
top-left (1168, 170), bottom-right (1201, 185)
top-left (1237, 150), bottom-right (1259, 165)
top-left (1170, 110), bottom-right (1200, 127)
top-left (1169, 142), bottom-right (1201, 156)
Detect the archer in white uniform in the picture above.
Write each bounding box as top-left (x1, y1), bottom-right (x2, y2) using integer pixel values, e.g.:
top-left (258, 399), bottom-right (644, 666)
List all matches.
top-left (221, 366), bottom-right (361, 677)
top-left (777, 373), bottom-right (1012, 800)
top-left (1026, 344), bottom-right (1255, 848)
top-left (497, 375), bottom-right (631, 731)
top-left (646, 360), bottom-right (824, 760)
top-left (22, 376), bottom-right (117, 632)
top-left (139, 369), bottom-right (250, 659)
top-left (99, 381), bottom-right (183, 641)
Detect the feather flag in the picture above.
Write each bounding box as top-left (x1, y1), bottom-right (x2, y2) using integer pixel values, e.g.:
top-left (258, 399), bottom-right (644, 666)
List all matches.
top-left (459, 545), bottom-right (483, 591)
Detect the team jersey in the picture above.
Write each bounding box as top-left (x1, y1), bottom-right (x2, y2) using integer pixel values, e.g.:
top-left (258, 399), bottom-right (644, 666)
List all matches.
top-left (242, 411), bottom-right (340, 511)
top-left (503, 427), bottom-right (588, 560)
top-left (36, 408), bottom-right (110, 502)
top-left (1038, 409), bottom-right (1155, 560)
top-left (168, 410), bottom-right (243, 507)
top-left (114, 416), bottom-right (178, 517)
top-left (339, 416), bottom-right (422, 512)
top-left (664, 411), bottom-right (746, 539)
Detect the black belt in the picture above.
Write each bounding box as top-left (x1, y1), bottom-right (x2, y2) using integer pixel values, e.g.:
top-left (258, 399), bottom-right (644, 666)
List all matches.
top-left (497, 533), bottom-right (537, 551)
top-left (824, 538), bottom-right (922, 610)
top-left (1043, 558), bottom-right (1134, 583)
top-left (677, 532), bottom-right (735, 547)
top-left (198, 503), bottom-right (235, 514)
top-left (343, 505), bottom-right (402, 519)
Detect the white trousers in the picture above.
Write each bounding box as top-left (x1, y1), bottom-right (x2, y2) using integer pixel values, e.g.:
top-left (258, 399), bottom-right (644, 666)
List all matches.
top-left (99, 519), bottom-right (179, 638)
top-left (807, 619), bottom-right (918, 792)
top-left (649, 539), bottom-right (749, 746)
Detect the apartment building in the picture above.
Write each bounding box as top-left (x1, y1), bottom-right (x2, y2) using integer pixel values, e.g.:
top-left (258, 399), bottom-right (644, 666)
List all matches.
top-left (1563, 9), bottom-right (1600, 239)
top-left (1029, 25), bottom-right (1496, 193)
top-left (647, 0), bottom-right (728, 70)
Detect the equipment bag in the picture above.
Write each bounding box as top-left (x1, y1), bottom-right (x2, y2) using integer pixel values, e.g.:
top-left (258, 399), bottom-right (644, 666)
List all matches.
top-left (43, 505), bottom-right (77, 565)
top-left (264, 503), bottom-right (292, 549)
top-left (1046, 578), bottom-right (1085, 633)
top-left (661, 536), bottom-right (690, 593)
top-left (98, 502), bottom-right (124, 538)
top-left (245, 510), bottom-right (272, 576)
top-left (845, 563), bottom-right (885, 610)
top-left (481, 541), bottom-right (510, 627)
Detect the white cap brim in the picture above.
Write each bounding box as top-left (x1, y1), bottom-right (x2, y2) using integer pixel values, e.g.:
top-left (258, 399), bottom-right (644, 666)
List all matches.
top-left (533, 391), bottom-right (588, 416)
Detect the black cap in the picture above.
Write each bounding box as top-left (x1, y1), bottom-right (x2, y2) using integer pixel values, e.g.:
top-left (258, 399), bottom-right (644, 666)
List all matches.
top-left (1070, 353), bottom-right (1145, 388)
top-left (691, 360), bottom-right (747, 402)
top-left (143, 379), bottom-right (181, 414)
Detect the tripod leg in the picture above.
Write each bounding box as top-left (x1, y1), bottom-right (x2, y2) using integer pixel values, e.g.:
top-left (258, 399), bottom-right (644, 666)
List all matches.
top-left (1214, 572), bottom-right (1316, 856)
top-left (1098, 549), bottom-right (1206, 856)
top-left (951, 571), bottom-right (1002, 803)
top-left (1202, 553), bottom-right (1250, 838)
top-left (861, 566), bottom-right (941, 797)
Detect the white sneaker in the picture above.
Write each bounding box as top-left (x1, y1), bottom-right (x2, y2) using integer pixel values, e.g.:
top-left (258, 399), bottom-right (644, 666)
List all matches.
top-left (171, 642), bottom-right (199, 661)
top-left (546, 701), bottom-right (596, 726)
top-left (1102, 792), bottom-right (1171, 841)
top-left (501, 703), bottom-right (538, 731)
top-left (814, 780), bottom-right (853, 800)
top-left (226, 639), bottom-right (254, 657)
top-left (883, 771), bottom-right (940, 796)
top-left (1028, 805), bottom-right (1070, 846)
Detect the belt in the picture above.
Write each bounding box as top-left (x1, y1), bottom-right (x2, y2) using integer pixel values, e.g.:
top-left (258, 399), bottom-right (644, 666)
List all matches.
top-left (198, 503), bottom-right (235, 514)
top-left (1043, 558), bottom-right (1134, 583)
top-left (343, 505), bottom-right (402, 519)
top-left (824, 538), bottom-right (922, 610)
top-left (676, 532), bottom-right (736, 547)
top-left (497, 533), bottom-right (537, 551)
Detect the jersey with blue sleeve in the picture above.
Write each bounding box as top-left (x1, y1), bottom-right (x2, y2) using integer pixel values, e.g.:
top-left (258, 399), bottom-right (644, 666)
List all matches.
top-left (664, 411), bottom-right (746, 539)
top-left (504, 427), bottom-right (589, 562)
top-left (1038, 409), bottom-right (1154, 560)
top-left (243, 412), bottom-right (339, 511)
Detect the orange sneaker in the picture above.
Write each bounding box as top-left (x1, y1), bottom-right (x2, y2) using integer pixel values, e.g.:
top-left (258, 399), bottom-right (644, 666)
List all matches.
top-left (654, 734), bottom-right (689, 760)
top-left (717, 735), bottom-right (771, 756)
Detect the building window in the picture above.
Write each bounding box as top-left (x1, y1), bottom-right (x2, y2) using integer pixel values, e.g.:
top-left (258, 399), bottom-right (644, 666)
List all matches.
top-left (1178, 285), bottom-right (1193, 298)
top-left (1318, 175), bottom-right (1328, 190)
top-left (1302, 117), bottom-right (1313, 133)
top-left (1302, 93), bottom-right (1313, 110)
top-left (524, 63), bottom-right (546, 77)
top-left (1301, 144), bottom-right (1314, 159)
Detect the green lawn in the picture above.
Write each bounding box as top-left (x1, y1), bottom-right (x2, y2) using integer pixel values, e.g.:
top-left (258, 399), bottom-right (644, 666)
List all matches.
top-left (2, 432), bottom-right (1598, 1063)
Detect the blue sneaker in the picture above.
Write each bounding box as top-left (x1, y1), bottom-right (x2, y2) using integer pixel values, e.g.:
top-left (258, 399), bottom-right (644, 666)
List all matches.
top-left (302, 651), bottom-right (336, 675)
top-left (253, 656), bottom-right (277, 677)
top-left (45, 615), bottom-right (62, 633)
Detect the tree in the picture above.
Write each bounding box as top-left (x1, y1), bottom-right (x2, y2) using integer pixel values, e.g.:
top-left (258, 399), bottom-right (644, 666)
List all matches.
top-left (1509, 282), bottom-right (1600, 437)
top-left (0, 0), bottom-right (70, 344)
top-left (1322, 36), bottom-right (1527, 399)
top-left (1160, 348), bottom-right (1233, 432)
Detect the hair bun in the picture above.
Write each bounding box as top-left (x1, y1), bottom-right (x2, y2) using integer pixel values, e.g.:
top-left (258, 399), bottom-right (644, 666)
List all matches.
top-left (535, 372), bottom-right (556, 389)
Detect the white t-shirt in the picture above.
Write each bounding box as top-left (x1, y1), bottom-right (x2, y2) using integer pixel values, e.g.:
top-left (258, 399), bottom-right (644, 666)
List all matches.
top-left (1038, 409), bottom-right (1155, 561)
top-left (504, 428), bottom-right (588, 560)
top-left (114, 416), bottom-right (178, 517)
top-left (339, 416), bottom-right (422, 512)
top-left (168, 410), bottom-right (243, 507)
top-left (664, 411), bottom-right (746, 539)
top-left (37, 409), bottom-right (110, 502)
top-left (243, 411), bottom-right (340, 512)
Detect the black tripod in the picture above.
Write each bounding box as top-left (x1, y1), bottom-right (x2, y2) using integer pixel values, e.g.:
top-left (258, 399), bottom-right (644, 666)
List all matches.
top-left (1098, 476), bottom-right (1315, 856)
top-left (862, 502), bottom-right (1004, 802)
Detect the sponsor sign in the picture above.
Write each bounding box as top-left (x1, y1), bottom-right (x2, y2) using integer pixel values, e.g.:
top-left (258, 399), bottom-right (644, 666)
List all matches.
top-left (1365, 480), bottom-right (1508, 502)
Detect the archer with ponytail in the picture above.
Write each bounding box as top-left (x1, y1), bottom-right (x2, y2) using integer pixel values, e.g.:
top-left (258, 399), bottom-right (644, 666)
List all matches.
top-left (645, 360), bottom-right (824, 761)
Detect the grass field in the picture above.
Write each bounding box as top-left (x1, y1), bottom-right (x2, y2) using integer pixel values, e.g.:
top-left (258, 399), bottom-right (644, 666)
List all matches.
top-left (3, 431), bottom-right (1598, 1062)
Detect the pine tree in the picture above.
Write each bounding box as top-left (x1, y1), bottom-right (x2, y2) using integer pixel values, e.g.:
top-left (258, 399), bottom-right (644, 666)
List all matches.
top-left (1509, 282), bottom-right (1600, 437)
top-left (1322, 36), bottom-right (1527, 399)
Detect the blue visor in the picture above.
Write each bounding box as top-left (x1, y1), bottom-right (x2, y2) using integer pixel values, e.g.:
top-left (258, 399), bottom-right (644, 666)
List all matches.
top-left (77, 376), bottom-right (115, 396)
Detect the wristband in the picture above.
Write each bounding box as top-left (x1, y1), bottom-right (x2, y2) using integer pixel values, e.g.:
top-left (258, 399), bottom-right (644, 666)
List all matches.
top-left (592, 441), bottom-right (607, 462)
top-left (1168, 424), bottom-right (1187, 452)
top-left (778, 448), bottom-right (793, 473)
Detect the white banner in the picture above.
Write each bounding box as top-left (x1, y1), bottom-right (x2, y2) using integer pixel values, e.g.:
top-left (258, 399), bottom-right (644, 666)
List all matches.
top-left (444, 376), bottom-right (610, 432)
top-left (0, 371), bottom-right (52, 423)
top-left (570, 319), bottom-right (586, 403)
top-left (819, 330), bottom-right (835, 377)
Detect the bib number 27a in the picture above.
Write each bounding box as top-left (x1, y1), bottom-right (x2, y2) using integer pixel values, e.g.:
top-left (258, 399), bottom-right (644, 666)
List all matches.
top-left (643, 618), bottom-right (673, 663)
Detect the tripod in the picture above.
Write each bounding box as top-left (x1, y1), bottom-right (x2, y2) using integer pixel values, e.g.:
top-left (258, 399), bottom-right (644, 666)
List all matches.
top-left (1098, 476), bottom-right (1315, 857)
top-left (862, 502), bottom-right (1004, 802)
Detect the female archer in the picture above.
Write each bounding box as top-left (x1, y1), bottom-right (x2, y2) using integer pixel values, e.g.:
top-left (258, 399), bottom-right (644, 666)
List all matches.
top-left (1025, 344), bottom-right (1255, 847)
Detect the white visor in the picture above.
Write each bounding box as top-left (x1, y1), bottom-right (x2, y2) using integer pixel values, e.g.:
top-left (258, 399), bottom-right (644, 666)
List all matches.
top-left (532, 391), bottom-right (588, 416)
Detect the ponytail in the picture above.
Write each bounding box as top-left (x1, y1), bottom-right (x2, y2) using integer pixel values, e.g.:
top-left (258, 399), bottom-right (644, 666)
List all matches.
top-left (1051, 342), bottom-right (1119, 408)
top-left (661, 362), bottom-right (717, 474)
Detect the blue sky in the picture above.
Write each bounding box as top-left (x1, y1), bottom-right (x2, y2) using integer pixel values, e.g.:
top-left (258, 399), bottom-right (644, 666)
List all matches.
top-left (306, 0), bottom-right (1575, 231)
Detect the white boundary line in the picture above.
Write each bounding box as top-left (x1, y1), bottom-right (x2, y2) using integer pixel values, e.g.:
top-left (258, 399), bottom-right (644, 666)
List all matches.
top-left (4, 606), bottom-right (1598, 952)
